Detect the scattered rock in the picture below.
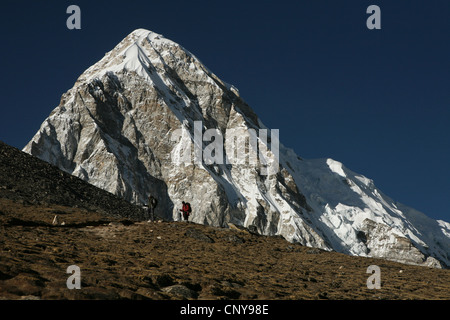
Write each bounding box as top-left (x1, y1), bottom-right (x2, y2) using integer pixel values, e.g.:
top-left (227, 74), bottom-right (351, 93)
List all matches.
top-left (317, 292), bottom-right (328, 299)
top-left (108, 221), bottom-right (124, 227)
top-left (0, 269), bottom-right (15, 281)
top-left (307, 248), bottom-right (322, 254)
top-left (3, 274), bottom-right (46, 296)
top-left (136, 288), bottom-right (169, 300)
top-left (221, 281), bottom-right (243, 289)
top-left (184, 228), bottom-right (215, 243)
top-left (330, 280), bottom-right (342, 288)
top-left (161, 285), bottom-right (198, 299)
top-left (286, 245), bottom-right (302, 252)
top-left (20, 295), bottom-right (41, 300)
top-left (180, 281), bottom-right (202, 292)
top-left (247, 225), bottom-right (259, 235)
top-left (154, 274), bottom-right (175, 288)
top-left (226, 234), bottom-right (245, 244)
top-left (145, 262), bottom-right (160, 268)
top-left (209, 285), bottom-right (241, 299)
top-left (227, 223), bottom-right (250, 234)
top-left (117, 289), bottom-right (149, 300)
top-left (137, 275), bottom-right (155, 288)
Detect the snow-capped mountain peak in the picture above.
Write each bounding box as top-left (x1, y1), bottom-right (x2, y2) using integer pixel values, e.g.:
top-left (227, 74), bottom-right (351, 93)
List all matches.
top-left (24, 29), bottom-right (450, 268)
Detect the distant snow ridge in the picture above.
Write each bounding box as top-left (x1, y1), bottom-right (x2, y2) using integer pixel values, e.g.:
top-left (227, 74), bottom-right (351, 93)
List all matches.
top-left (24, 29), bottom-right (450, 268)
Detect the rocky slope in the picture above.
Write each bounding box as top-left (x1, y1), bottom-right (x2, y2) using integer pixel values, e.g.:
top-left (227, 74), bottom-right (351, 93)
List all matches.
top-left (0, 141), bottom-right (145, 220)
top-left (23, 29), bottom-right (450, 268)
top-left (1, 142), bottom-right (449, 300)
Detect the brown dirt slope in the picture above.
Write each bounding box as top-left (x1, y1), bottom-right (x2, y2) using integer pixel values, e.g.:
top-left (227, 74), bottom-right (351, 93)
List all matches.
top-left (1, 198), bottom-right (449, 300)
top-left (0, 141), bottom-right (449, 300)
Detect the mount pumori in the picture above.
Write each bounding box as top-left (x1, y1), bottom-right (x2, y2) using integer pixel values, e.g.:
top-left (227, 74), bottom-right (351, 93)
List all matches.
top-left (24, 29), bottom-right (450, 268)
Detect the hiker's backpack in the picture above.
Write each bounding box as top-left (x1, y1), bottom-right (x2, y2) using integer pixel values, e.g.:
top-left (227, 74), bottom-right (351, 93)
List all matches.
top-left (186, 202), bottom-right (192, 213)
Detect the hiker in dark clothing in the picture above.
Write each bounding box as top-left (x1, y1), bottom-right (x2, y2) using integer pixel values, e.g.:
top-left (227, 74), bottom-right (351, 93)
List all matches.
top-left (180, 201), bottom-right (192, 222)
top-left (148, 195), bottom-right (158, 222)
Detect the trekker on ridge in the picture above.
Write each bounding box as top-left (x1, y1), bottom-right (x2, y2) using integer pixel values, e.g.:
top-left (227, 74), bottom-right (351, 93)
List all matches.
top-left (148, 194), bottom-right (158, 222)
top-left (180, 201), bottom-right (192, 222)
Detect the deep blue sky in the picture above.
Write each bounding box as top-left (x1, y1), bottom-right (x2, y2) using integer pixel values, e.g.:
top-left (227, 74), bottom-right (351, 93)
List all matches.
top-left (0, 1), bottom-right (448, 221)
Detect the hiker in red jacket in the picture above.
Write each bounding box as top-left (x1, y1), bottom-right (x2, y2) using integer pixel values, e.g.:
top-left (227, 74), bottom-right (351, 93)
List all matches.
top-left (180, 201), bottom-right (192, 222)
